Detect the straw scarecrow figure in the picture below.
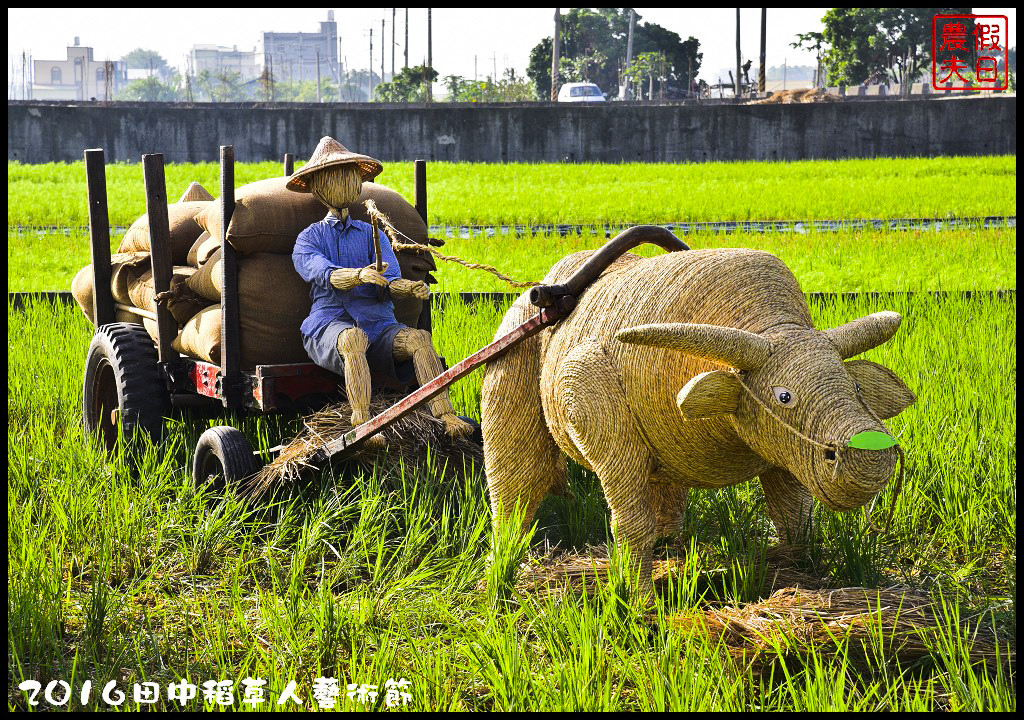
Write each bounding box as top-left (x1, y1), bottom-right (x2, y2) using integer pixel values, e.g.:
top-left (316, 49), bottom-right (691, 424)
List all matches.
top-left (289, 137), bottom-right (473, 447)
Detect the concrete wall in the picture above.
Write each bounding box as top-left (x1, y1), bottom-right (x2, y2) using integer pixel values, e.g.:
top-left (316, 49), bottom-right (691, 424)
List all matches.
top-left (8, 97), bottom-right (1015, 164)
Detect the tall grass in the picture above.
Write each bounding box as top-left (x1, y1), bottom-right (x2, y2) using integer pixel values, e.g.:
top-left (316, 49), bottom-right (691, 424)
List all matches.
top-left (7, 155), bottom-right (1016, 228)
top-left (7, 226), bottom-right (1017, 293)
top-left (7, 290), bottom-right (1015, 710)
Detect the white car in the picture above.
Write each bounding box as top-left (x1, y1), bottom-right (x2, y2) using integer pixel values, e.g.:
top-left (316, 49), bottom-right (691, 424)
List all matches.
top-left (557, 82), bottom-right (606, 102)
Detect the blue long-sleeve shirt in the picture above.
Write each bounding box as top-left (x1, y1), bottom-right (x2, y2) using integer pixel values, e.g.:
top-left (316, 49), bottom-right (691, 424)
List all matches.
top-left (292, 213), bottom-right (403, 343)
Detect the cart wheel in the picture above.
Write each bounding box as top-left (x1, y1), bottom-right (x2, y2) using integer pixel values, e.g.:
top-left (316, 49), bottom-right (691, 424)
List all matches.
top-left (457, 416), bottom-right (483, 445)
top-left (193, 426), bottom-right (259, 490)
top-left (83, 322), bottom-right (169, 453)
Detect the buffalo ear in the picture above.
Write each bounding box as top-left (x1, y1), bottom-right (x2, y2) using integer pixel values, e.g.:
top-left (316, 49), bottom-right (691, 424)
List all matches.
top-left (846, 359), bottom-right (917, 419)
top-left (677, 371), bottom-right (741, 419)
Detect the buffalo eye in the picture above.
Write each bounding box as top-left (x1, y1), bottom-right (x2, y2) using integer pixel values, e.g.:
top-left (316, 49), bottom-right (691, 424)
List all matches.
top-left (772, 386), bottom-right (795, 406)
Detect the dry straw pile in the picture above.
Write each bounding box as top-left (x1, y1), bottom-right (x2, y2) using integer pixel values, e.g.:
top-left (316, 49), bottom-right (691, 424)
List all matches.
top-left (516, 550), bottom-right (1009, 674)
top-left (247, 394), bottom-right (483, 495)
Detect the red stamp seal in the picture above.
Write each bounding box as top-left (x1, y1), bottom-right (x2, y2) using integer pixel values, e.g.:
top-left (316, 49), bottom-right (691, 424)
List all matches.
top-left (932, 14), bottom-right (1009, 90)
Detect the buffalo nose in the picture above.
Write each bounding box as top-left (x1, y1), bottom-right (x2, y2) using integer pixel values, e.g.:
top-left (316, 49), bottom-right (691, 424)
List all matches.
top-left (826, 445), bottom-right (899, 511)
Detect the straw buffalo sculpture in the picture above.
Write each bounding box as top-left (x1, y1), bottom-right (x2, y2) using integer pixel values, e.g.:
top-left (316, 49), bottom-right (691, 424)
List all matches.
top-left (482, 247), bottom-right (916, 590)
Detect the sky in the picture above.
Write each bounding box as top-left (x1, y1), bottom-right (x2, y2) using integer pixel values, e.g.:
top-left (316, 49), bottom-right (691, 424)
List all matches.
top-left (7, 7), bottom-right (1018, 91)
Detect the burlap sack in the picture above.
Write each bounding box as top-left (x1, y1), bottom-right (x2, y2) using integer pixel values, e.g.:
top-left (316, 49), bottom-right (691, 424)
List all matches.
top-left (117, 201), bottom-right (209, 264)
top-left (143, 317), bottom-right (160, 344)
top-left (179, 181), bottom-right (214, 203)
top-left (175, 254), bottom-right (312, 368)
top-left (187, 231), bottom-right (219, 267)
top-left (71, 253), bottom-right (153, 321)
top-left (186, 248), bottom-right (222, 302)
top-left (349, 182), bottom-right (429, 244)
top-left (173, 304), bottom-right (222, 364)
top-left (196, 176), bottom-right (326, 255)
top-left (127, 266), bottom-right (212, 325)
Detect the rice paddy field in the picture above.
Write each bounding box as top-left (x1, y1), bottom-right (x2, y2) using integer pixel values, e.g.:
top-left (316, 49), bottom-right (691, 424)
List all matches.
top-left (7, 156), bottom-right (1017, 710)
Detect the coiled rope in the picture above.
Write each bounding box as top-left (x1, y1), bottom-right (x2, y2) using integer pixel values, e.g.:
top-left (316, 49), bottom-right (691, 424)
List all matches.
top-left (364, 200), bottom-right (539, 289)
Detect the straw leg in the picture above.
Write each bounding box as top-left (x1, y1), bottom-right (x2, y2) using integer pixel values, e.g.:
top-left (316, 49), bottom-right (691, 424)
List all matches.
top-left (482, 303), bottom-right (568, 537)
top-left (760, 466), bottom-right (815, 546)
top-left (555, 341), bottom-right (657, 595)
top-left (338, 328), bottom-right (385, 450)
top-left (650, 474), bottom-right (689, 541)
top-left (394, 327), bottom-right (473, 438)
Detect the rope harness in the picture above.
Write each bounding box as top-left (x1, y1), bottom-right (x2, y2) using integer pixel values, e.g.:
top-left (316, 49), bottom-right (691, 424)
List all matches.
top-left (734, 373), bottom-right (904, 535)
top-left (364, 200), bottom-right (539, 289)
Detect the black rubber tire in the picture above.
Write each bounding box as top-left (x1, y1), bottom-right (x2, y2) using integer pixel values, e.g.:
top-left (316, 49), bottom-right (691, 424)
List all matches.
top-left (193, 426), bottom-right (259, 490)
top-left (82, 323), bottom-right (169, 453)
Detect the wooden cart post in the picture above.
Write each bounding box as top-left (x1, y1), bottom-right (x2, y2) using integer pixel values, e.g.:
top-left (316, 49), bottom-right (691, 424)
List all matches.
top-left (414, 159), bottom-right (427, 226)
top-left (219, 145), bottom-right (243, 409)
top-left (85, 148), bottom-right (115, 327)
top-left (142, 153), bottom-right (178, 363)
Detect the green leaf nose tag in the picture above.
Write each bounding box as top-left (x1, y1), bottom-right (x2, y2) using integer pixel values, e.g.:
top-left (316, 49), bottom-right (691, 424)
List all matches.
top-left (849, 431), bottom-right (898, 450)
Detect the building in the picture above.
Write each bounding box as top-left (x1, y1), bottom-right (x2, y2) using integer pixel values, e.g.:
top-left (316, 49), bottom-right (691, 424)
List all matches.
top-left (188, 44), bottom-right (260, 83)
top-left (260, 10), bottom-right (340, 85)
top-left (31, 38), bottom-right (127, 101)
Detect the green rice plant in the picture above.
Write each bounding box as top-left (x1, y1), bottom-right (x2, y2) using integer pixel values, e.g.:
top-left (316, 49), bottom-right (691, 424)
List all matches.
top-left (6, 277), bottom-right (1016, 710)
top-left (8, 155), bottom-right (1016, 228)
top-left (485, 502), bottom-right (536, 610)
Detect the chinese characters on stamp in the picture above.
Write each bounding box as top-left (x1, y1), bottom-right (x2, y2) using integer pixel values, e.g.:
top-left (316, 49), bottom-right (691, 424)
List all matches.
top-left (933, 14), bottom-right (1010, 91)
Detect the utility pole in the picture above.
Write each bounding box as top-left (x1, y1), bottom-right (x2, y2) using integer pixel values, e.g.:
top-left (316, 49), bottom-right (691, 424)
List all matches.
top-left (759, 8), bottom-right (767, 95)
top-left (551, 8), bottom-right (561, 100)
top-left (735, 8), bottom-right (742, 98)
top-left (391, 8), bottom-right (396, 80)
top-left (427, 8), bottom-right (432, 101)
top-left (404, 8), bottom-right (409, 69)
top-left (381, 18), bottom-right (385, 85)
top-left (316, 49), bottom-right (322, 102)
top-left (622, 8), bottom-right (635, 100)
top-left (368, 27), bottom-right (373, 101)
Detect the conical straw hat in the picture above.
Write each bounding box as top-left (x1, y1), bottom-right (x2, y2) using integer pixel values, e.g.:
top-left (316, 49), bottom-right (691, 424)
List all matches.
top-left (286, 136), bottom-right (384, 192)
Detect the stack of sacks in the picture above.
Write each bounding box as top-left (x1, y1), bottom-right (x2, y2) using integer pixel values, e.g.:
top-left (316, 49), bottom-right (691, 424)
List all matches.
top-left (71, 181), bottom-right (217, 337)
top-left (73, 176), bottom-right (434, 371)
top-left (175, 176), bottom-right (434, 368)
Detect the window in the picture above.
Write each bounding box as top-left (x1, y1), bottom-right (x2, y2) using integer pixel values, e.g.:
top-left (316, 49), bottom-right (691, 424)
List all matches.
top-left (97, 67), bottom-right (105, 82)
top-left (51, 67), bottom-right (61, 84)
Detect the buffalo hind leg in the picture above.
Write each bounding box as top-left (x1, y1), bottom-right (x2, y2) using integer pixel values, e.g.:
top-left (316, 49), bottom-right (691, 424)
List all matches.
top-left (482, 301), bottom-right (567, 539)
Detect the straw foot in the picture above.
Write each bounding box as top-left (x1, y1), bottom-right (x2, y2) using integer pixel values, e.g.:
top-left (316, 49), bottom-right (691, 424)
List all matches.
top-left (441, 413), bottom-right (475, 439)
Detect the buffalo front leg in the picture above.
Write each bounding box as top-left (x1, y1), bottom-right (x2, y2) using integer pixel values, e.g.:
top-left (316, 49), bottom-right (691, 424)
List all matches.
top-left (551, 341), bottom-right (657, 596)
top-left (760, 466), bottom-right (815, 547)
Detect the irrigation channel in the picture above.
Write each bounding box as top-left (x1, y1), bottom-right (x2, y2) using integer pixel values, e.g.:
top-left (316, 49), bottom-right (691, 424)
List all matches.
top-left (8, 214), bottom-right (1016, 239)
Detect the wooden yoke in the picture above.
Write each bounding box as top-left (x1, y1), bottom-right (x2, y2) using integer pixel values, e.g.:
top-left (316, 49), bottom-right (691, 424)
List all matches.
top-left (142, 153), bottom-right (177, 363)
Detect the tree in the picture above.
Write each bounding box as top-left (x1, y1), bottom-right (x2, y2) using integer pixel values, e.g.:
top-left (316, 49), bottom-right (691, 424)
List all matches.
top-left (374, 65), bottom-right (438, 102)
top-left (117, 75), bottom-right (181, 101)
top-left (443, 69), bottom-right (537, 102)
top-left (194, 69), bottom-right (248, 102)
top-left (121, 48), bottom-right (171, 78)
top-left (527, 9), bottom-right (701, 100)
top-left (804, 8), bottom-right (973, 86)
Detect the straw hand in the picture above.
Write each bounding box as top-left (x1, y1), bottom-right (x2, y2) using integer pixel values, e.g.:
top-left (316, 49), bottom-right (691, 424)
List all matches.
top-left (389, 278), bottom-right (430, 300)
